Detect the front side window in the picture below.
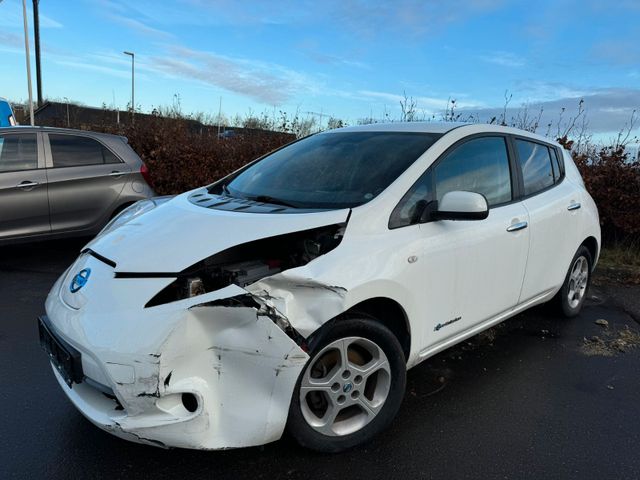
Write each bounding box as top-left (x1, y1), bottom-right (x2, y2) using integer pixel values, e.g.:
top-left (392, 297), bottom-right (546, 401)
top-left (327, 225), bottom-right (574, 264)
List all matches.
top-left (49, 134), bottom-right (120, 167)
top-left (434, 136), bottom-right (512, 206)
top-left (0, 134), bottom-right (38, 172)
top-left (515, 139), bottom-right (555, 195)
top-left (215, 132), bottom-right (442, 209)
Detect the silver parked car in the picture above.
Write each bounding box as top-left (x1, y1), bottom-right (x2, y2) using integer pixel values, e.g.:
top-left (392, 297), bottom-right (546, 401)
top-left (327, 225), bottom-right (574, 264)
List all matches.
top-left (0, 127), bottom-right (155, 245)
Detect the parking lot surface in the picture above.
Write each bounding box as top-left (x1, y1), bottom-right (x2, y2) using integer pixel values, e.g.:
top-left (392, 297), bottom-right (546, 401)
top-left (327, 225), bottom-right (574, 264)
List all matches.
top-left (1, 240), bottom-right (639, 479)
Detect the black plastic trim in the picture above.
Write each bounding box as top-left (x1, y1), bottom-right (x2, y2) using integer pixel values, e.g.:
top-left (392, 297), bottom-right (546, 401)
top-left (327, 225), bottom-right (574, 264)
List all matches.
top-left (115, 271), bottom-right (177, 279)
top-left (431, 209), bottom-right (489, 221)
top-left (82, 248), bottom-right (117, 268)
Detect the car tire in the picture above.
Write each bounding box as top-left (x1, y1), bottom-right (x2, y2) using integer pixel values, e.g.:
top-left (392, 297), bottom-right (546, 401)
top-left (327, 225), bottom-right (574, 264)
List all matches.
top-left (555, 245), bottom-right (593, 317)
top-left (286, 317), bottom-right (406, 452)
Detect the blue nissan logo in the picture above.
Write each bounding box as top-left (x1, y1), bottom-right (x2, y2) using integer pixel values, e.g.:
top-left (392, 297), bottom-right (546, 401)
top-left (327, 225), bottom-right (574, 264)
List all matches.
top-left (70, 268), bottom-right (91, 293)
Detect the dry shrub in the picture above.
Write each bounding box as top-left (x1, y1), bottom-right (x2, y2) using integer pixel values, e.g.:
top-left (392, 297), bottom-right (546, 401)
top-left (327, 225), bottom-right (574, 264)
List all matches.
top-left (105, 116), bottom-right (294, 195)
top-left (559, 136), bottom-right (640, 241)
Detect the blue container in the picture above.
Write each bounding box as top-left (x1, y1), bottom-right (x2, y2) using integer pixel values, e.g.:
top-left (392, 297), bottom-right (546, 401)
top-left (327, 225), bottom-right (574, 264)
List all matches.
top-left (0, 98), bottom-right (16, 127)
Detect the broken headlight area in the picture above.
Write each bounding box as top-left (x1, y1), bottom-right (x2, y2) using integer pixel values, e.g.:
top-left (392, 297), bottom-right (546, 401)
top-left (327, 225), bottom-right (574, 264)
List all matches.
top-left (141, 223), bottom-right (346, 308)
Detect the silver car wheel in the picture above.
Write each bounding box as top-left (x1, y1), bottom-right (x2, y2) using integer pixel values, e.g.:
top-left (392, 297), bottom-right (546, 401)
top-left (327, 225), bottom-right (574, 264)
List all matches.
top-left (299, 336), bottom-right (391, 437)
top-left (567, 255), bottom-right (589, 309)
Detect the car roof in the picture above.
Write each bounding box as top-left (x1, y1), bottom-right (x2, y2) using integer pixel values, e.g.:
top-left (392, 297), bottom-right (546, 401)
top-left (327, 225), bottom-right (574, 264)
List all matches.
top-left (0, 125), bottom-right (127, 142)
top-left (320, 121), bottom-right (562, 148)
top-left (322, 121), bottom-right (469, 134)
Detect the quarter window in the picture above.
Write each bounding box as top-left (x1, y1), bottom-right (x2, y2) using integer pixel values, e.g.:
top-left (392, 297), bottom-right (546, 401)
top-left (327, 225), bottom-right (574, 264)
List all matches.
top-left (515, 139), bottom-right (555, 195)
top-left (389, 171), bottom-right (432, 229)
top-left (0, 134), bottom-right (38, 172)
top-left (434, 136), bottom-right (512, 206)
top-left (49, 134), bottom-right (120, 167)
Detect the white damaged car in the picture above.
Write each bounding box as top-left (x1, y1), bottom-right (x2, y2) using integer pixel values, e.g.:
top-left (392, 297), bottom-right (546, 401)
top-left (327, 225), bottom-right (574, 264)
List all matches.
top-left (39, 122), bottom-right (600, 452)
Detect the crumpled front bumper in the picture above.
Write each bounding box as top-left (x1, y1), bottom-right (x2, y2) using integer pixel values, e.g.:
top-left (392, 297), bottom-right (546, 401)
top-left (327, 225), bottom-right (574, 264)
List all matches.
top-left (44, 254), bottom-right (309, 450)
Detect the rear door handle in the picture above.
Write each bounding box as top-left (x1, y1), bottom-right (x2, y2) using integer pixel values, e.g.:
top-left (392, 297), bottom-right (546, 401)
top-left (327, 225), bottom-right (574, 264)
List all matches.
top-left (507, 221), bottom-right (528, 232)
top-left (108, 171), bottom-right (125, 177)
top-left (17, 181), bottom-right (39, 188)
top-left (567, 202), bottom-right (581, 211)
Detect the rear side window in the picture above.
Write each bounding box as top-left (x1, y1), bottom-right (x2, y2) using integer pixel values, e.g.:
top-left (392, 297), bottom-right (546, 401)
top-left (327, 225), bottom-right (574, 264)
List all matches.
top-left (515, 139), bottom-right (555, 195)
top-left (0, 134), bottom-right (38, 172)
top-left (434, 136), bottom-right (512, 206)
top-left (49, 134), bottom-right (121, 167)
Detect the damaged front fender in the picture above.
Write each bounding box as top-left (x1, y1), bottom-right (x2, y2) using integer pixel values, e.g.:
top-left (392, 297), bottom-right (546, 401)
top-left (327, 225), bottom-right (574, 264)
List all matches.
top-left (246, 275), bottom-right (348, 338)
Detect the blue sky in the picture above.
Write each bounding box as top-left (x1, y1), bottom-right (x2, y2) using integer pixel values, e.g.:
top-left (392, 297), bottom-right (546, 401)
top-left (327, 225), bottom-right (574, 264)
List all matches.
top-left (1, 0), bottom-right (639, 140)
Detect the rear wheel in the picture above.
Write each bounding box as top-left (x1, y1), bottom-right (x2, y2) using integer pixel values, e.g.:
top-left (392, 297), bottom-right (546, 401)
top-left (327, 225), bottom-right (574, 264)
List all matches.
top-left (555, 246), bottom-right (592, 317)
top-left (287, 318), bottom-right (406, 452)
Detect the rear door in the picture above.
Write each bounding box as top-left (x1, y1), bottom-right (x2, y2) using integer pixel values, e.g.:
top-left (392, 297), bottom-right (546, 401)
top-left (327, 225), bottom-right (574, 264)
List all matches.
top-left (0, 131), bottom-right (50, 239)
top-left (513, 138), bottom-right (580, 302)
top-left (44, 132), bottom-right (131, 233)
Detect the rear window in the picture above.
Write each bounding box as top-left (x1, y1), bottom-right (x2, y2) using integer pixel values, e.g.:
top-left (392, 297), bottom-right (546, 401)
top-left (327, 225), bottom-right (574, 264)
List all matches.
top-left (49, 134), bottom-right (121, 167)
top-left (0, 134), bottom-right (38, 172)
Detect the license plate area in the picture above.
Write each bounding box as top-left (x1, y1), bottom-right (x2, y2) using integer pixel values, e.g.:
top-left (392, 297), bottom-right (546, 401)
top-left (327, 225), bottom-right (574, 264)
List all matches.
top-left (38, 316), bottom-right (83, 387)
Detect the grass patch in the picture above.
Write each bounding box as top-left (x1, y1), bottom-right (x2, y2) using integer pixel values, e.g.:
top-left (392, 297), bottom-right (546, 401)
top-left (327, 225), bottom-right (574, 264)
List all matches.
top-left (594, 240), bottom-right (640, 285)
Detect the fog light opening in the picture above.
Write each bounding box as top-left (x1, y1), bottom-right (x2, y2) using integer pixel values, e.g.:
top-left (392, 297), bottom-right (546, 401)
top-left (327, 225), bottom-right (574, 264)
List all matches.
top-left (181, 393), bottom-right (198, 413)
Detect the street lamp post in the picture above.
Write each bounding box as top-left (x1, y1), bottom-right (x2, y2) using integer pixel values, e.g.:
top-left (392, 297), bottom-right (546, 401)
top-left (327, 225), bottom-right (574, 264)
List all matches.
top-left (63, 96), bottom-right (70, 127)
top-left (22, 0), bottom-right (35, 125)
top-left (33, 0), bottom-right (43, 107)
top-left (123, 51), bottom-right (135, 123)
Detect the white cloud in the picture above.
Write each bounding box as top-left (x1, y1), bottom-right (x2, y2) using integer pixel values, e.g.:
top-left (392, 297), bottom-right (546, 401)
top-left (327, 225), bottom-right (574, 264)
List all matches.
top-left (106, 14), bottom-right (173, 39)
top-left (148, 47), bottom-right (319, 104)
top-left (52, 59), bottom-right (133, 79)
top-left (358, 90), bottom-right (483, 111)
top-left (478, 51), bottom-right (526, 67)
top-left (0, 1), bottom-right (62, 28)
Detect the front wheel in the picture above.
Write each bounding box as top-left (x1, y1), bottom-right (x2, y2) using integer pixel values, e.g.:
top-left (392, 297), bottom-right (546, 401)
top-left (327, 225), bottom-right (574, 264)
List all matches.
top-left (287, 318), bottom-right (406, 452)
top-left (555, 246), bottom-right (593, 317)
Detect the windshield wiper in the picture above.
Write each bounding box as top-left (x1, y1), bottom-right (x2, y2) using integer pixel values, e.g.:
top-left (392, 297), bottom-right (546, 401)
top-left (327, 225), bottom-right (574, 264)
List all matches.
top-left (250, 195), bottom-right (299, 208)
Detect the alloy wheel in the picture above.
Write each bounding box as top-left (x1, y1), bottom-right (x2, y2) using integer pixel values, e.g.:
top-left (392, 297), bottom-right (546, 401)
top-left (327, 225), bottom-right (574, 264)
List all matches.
top-left (299, 336), bottom-right (391, 437)
top-left (567, 255), bottom-right (589, 309)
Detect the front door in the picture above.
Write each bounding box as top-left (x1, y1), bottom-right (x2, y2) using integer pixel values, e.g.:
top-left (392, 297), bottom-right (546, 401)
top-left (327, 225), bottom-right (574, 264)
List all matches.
top-left (0, 132), bottom-right (50, 239)
top-left (419, 135), bottom-right (530, 345)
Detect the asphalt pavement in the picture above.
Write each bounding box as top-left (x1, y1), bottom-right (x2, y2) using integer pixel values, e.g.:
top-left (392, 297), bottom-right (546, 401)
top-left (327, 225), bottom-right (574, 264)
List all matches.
top-left (1, 239), bottom-right (639, 479)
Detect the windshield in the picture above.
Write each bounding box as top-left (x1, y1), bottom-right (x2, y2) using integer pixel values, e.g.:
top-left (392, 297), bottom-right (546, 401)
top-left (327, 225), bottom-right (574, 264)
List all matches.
top-left (213, 131), bottom-right (442, 209)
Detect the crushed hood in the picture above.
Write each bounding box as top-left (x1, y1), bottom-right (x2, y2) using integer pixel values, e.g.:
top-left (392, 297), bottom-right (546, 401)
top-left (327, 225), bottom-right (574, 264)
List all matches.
top-left (87, 193), bottom-right (351, 273)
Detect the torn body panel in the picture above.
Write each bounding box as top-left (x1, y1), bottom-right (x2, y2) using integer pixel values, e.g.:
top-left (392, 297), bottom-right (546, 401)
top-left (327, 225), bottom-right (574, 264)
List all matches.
top-left (246, 276), bottom-right (347, 339)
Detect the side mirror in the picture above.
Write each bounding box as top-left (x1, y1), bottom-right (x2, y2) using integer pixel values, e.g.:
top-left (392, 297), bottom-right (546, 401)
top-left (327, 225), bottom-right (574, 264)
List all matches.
top-left (432, 191), bottom-right (489, 221)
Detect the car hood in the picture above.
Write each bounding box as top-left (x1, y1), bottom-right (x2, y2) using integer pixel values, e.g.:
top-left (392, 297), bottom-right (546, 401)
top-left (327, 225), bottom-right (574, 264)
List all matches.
top-left (86, 193), bottom-right (351, 273)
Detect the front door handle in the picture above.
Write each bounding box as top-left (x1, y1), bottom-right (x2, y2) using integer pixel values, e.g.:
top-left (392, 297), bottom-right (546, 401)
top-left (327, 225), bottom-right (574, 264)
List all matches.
top-left (17, 181), bottom-right (39, 188)
top-left (567, 202), bottom-right (581, 211)
top-left (507, 221), bottom-right (528, 232)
